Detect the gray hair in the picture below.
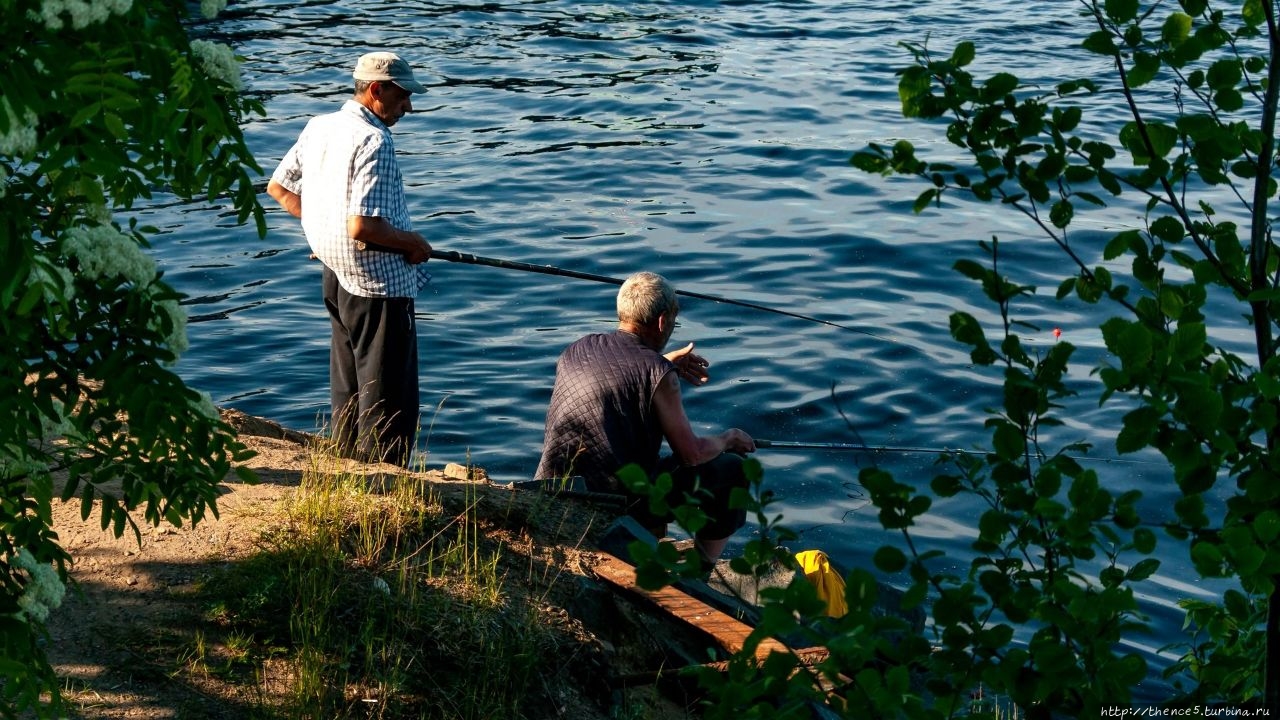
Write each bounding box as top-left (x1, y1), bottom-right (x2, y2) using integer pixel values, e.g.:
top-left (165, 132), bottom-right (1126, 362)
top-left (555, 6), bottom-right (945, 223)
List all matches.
top-left (617, 272), bottom-right (677, 325)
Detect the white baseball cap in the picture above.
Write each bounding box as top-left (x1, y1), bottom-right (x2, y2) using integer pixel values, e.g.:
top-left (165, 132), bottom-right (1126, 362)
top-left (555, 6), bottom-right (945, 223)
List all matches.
top-left (352, 52), bottom-right (427, 94)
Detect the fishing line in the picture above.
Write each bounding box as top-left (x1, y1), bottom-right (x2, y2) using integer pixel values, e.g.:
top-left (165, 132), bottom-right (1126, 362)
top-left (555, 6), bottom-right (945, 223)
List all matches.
top-left (755, 439), bottom-right (1162, 465)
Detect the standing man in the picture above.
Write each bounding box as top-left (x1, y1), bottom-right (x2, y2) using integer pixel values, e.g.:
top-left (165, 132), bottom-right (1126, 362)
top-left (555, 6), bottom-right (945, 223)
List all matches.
top-left (535, 272), bottom-right (757, 563)
top-left (266, 51), bottom-right (432, 466)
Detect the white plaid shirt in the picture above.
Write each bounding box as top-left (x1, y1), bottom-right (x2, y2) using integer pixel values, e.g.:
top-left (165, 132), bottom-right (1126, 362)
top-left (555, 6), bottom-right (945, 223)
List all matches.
top-left (271, 100), bottom-right (430, 298)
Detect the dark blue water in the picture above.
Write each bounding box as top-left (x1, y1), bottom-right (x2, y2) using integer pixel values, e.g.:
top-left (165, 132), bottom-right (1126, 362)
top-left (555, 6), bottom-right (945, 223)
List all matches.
top-left (154, 0), bottom-right (1240, 700)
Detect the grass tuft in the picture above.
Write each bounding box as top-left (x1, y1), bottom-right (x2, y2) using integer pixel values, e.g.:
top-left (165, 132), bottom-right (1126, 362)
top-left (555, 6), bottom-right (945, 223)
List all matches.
top-left (193, 442), bottom-right (605, 718)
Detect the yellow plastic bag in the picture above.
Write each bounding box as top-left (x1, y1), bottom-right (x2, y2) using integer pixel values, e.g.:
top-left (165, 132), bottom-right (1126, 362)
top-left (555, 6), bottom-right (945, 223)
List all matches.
top-left (795, 549), bottom-right (847, 618)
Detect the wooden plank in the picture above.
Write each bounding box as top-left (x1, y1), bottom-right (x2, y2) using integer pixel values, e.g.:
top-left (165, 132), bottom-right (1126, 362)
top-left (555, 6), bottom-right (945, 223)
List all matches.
top-left (592, 550), bottom-right (797, 662)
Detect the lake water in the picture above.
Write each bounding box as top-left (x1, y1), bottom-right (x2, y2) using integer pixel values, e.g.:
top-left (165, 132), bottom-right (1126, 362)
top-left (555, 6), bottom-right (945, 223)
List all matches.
top-left (152, 0), bottom-right (1240, 701)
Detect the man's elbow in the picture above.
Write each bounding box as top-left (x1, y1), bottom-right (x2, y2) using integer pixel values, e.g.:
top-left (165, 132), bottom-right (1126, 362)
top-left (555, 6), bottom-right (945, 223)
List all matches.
top-left (266, 180), bottom-right (301, 216)
top-left (266, 179), bottom-right (286, 202)
top-left (671, 437), bottom-right (716, 467)
top-left (347, 215), bottom-right (375, 241)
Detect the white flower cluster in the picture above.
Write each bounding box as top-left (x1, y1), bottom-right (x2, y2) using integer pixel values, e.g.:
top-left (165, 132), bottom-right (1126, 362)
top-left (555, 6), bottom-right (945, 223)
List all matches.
top-left (27, 254), bottom-right (77, 305)
top-left (37, 398), bottom-right (80, 442)
top-left (193, 390), bottom-right (221, 421)
top-left (200, 0), bottom-right (227, 19)
top-left (12, 548), bottom-right (65, 624)
top-left (151, 296), bottom-right (190, 355)
top-left (62, 223), bottom-right (156, 287)
top-left (34, 0), bottom-right (133, 31)
top-left (61, 223), bottom-right (190, 357)
top-left (0, 449), bottom-right (48, 482)
top-left (190, 40), bottom-right (243, 91)
top-left (0, 99), bottom-right (38, 157)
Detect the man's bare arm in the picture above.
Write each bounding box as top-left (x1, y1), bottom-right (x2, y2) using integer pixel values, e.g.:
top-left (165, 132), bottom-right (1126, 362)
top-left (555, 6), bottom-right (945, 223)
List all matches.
top-left (266, 179), bottom-right (302, 218)
top-left (653, 372), bottom-right (754, 466)
top-left (347, 215), bottom-right (432, 264)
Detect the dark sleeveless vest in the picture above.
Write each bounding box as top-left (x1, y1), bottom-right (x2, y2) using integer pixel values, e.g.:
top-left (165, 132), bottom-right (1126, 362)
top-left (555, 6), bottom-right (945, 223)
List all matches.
top-left (535, 331), bottom-right (675, 489)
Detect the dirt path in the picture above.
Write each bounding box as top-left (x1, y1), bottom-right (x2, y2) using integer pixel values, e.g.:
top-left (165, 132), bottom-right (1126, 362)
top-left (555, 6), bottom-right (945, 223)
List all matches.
top-left (47, 428), bottom-right (313, 718)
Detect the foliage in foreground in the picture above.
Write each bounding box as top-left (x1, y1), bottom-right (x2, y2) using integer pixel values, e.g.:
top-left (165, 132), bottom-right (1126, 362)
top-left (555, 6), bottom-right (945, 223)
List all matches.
top-left (2, 1), bottom-right (263, 714)
top-left (631, 0), bottom-right (1280, 716)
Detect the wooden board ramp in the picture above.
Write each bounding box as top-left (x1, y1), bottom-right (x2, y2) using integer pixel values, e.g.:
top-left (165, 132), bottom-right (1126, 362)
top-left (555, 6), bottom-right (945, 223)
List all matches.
top-left (591, 548), bottom-right (832, 669)
top-left (592, 549), bottom-right (793, 661)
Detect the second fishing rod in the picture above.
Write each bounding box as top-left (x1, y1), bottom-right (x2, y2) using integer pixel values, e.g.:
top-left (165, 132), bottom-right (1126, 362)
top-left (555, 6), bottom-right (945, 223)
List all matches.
top-left (423, 247), bottom-right (887, 341)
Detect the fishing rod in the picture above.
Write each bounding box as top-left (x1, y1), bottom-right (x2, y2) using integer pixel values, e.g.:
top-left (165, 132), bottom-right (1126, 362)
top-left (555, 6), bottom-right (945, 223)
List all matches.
top-left (428, 248), bottom-right (885, 340)
top-left (755, 439), bottom-right (1159, 465)
top-left (757, 439), bottom-right (974, 455)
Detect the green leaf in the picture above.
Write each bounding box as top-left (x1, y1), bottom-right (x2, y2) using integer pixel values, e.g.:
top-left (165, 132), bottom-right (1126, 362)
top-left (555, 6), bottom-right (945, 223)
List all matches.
top-left (950, 311), bottom-right (989, 347)
top-left (1206, 58), bottom-right (1243, 91)
top-left (1099, 169), bottom-right (1122, 195)
top-left (1056, 276), bottom-right (1076, 300)
top-left (1147, 123), bottom-right (1179, 158)
top-left (100, 494), bottom-right (112, 531)
top-left (899, 65), bottom-right (934, 118)
top-left (69, 101), bottom-right (104, 128)
top-left (1056, 106), bottom-right (1082, 132)
top-left (1150, 215), bottom-right (1185, 243)
top-left (1119, 121), bottom-right (1178, 163)
top-left (1127, 52), bottom-right (1161, 88)
top-left (953, 259), bottom-right (987, 282)
top-left (1105, 0), bottom-right (1139, 23)
top-left (80, 481), bottom-right (94, 521)
top-left (1064, 164), bottom-right (1094, 184)
top-left (979, 624), bottom-right (1014, 650)
top-left (1124, 23), bottom-right (1144, 48)
top-left (982, 72), bottom-right (1019, 100)
top-left (1162, 12), bottom-right (1193, 45)
top-left (874, 545), bottom-right (908, 573)
top-left (1077, 191), bottom-right (1106, 207)
top-left (1126, 558), bottom-right (1161, 581)
top-left (1103, 317), bottom-right (1153, 367)
top-left (1243, 0), bottom-right (1266, 26)
top-left (1170, 321), bottom-right (1206, 357)
top-left (951, 41), bottom-right (976, 67)
top-left (1159, 286), bottom-right (1185, 319)
top-left (1101, 566), bottom-right (1126, 588)
top-left (1083, 30), bottom-right (1118, 56)
top-left (1214, 88), bottom-right (1244, 112)
top-left (1133, 527), bottom-right (1157, 554)
top-left (913, 187), bottom-right (939, 213)
top-left (979, 510), bottom-right (1010, 543)
top-left (850, 148), bottom-right (889, 174)
top-left (992, 421), bottom-right (1026, 459)
top-left (1116, 406), bottom-right (1159, 453)
top-left (1255, 511), bottom-right (1280, 543)
top-left (1231, 159), bottom-right (1258, 179)
top-left (1030, 156), bottom-right (1060, 186)
top-left (1050, 199), bottom-right (1074, 228)
top-left (104, 112), bottom-right (128, 140)
top-left (931, 474), bottom-right (963, 497)
top-left (1191, 541), bottom-right (1225, 575)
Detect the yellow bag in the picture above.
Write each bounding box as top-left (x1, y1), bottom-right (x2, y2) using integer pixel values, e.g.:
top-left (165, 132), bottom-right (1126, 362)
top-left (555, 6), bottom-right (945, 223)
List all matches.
top-left (795, 549), bottom-right (847, 618)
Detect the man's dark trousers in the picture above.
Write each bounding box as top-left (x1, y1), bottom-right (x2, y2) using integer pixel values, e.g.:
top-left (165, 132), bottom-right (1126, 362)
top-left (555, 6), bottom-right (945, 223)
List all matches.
top-left (322, 266), bottom-right (419, 466)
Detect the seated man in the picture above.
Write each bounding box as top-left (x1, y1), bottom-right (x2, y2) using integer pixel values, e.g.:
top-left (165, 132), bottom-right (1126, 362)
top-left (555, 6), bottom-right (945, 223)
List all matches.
top-left (534, 271), bottom-right (757, 563)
